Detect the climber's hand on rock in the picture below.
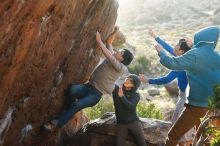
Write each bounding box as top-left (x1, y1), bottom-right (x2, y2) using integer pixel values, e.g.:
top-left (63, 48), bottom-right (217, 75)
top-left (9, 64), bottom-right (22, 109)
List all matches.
top-left (114, 26), bottom-right (119, 32)
top-left (96, 31), bottom-right (102, 42)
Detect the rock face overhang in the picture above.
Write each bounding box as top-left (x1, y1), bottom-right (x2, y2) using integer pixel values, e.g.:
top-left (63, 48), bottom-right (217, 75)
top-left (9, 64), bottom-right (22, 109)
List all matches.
top-left (0, 0), bottom-right (118, 146)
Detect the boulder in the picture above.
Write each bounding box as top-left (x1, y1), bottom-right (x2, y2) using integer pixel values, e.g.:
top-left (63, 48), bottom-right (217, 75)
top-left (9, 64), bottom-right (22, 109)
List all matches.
top-left (67, 112), bottom-right (171, 146)
top-left (61, 111), bottom-right (89, 138)
top-left (148, 88), bottom-right (160, 96)
top-left (113, 30), bottom-right (126, 47)
top-left (163, 110), bottom-right (175, 121)
top-left (146, 95), bottom-right (154, 101)
top-left (164, 81), bottom-right (179, 97)
top-left (0, 0), bottom-right (118, 145)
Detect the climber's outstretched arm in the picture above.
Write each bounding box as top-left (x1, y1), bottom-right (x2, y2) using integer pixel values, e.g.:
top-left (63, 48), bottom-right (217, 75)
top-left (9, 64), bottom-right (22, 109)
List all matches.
top-left (96, 31), bottom-right (114, 60)
top-left (105, 26), bottom-right (119, 53)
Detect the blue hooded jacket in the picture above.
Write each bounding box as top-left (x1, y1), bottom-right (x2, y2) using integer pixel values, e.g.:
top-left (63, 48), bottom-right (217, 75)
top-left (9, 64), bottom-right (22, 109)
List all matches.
top-left (158, 26), bottom-right (220, 107)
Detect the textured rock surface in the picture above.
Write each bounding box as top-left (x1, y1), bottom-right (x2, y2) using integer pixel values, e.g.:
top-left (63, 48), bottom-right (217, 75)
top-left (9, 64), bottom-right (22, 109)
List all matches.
top-left (164, 81), bottom-right (179, 97)
top-left (0, 0), bottom-right (118, 146)
top-left (67, 112), bottom-right (171, 146)
top-left (147, 88), bottom-right (160, 96)
top-left (112, 30), bottom-right (126, 47)
top-left (163, 110), bottom-right (174, 121)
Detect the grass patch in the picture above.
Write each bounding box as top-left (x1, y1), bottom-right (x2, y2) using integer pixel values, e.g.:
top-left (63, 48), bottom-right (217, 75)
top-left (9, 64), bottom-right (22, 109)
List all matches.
top-left (84, 98), bottom-right (114, 120)
top-left (137, 101), bottom-right (164, 120)
top-left (84, 98), bottom-right (164, 120)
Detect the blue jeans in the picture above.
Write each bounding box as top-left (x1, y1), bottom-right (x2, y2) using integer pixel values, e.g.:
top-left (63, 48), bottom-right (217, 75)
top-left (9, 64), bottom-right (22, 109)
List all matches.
top-left (55, 84), bottom-right (102, 127)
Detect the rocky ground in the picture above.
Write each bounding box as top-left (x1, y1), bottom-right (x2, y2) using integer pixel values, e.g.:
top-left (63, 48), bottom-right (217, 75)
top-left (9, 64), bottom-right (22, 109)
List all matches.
top-left (66, 112), bottom-right (171, 146)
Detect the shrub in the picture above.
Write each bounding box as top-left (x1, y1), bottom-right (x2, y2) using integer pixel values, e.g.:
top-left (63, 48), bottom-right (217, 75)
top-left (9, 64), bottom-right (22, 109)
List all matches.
top-left (208, 85), bottom-right (220, 110)
top-left (137, 102), bottom-right (164, 120)
top-left (210, 130), bottom-right (220, 146)
top-left (84, 98), bottom-right (114, 120)
top-left (195, 85), bottom-right (220, 146)
top-left (128, 55), bottom-right (151, 75)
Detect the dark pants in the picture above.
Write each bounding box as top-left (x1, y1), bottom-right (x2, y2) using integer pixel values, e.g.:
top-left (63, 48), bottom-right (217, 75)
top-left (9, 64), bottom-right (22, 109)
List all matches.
top-left (116, 121), bottom-right (146, 146)
top-left (165, 104), bottom-right (208, 146)
top-left (55, 84), bottom-right (102, 127)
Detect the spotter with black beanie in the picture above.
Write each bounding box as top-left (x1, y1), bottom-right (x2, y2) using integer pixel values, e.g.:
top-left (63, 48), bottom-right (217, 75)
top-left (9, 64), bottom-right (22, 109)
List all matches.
top-left (113, 74), bottom-right (146, 146)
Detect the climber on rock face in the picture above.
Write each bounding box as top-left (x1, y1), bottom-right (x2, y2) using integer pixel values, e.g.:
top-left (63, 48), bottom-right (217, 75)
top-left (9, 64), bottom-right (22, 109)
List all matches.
top-left (43, 27), bottom-right (134, 131)
top-left (112, 74), bottom-right (146, 146)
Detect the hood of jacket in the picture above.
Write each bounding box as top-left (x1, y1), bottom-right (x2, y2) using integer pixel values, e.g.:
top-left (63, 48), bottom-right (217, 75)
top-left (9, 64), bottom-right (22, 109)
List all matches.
top-left (124, 74), bottom-right (141, 92)
top-left (193, 26), bottom-right (219, 49)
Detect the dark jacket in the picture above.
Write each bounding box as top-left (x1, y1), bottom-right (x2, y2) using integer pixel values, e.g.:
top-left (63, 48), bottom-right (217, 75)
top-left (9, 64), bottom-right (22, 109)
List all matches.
top-left (112, 74), bottom-right (141, 124)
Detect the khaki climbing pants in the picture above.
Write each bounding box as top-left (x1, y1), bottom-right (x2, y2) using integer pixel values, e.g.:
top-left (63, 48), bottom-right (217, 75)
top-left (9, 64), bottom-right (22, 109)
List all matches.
top-left (171, 92), bottom-right (196, 144)
top-left (165, 104), bottom-right (208, 146)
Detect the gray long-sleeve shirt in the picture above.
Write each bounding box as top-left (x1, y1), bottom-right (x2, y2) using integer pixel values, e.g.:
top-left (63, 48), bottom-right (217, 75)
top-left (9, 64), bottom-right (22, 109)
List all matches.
top-left (89, 57), bottom-right (128, 94)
